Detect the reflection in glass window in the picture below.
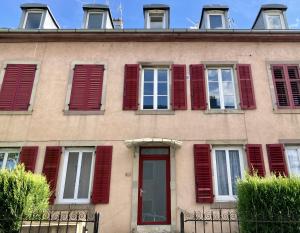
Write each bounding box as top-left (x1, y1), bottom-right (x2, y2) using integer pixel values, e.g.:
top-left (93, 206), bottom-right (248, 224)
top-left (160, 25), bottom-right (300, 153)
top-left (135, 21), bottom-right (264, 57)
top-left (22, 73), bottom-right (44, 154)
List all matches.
top-left (142, 68), bottom-right (169, 110)
top-left (208, 14), bottom-right (224, 29)
top-left (207, 67), bottom-right (237, 109)
top-left (25, 12), bottom-right (42, 29)
top-left (87, 12), bottom-right (103, 29)
top-left (267, 15), bottom-right (283, 29)
top-left (0, 150), bottom-right (20, 170)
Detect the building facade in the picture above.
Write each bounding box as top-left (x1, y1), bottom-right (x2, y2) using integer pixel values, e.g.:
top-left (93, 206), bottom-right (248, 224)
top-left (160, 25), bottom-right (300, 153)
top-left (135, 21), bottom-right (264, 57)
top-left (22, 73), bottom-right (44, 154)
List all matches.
top-left (0, 3), bottom-right (300, 233)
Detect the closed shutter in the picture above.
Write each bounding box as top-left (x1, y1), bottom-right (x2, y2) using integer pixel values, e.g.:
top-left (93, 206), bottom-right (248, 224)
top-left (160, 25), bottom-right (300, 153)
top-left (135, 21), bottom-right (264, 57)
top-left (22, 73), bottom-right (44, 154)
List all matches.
top-left (246, 144), bottom-right (265, 177)
top-left (69, 65), bottom-right (104, 110)
top-left (190, 64), bottom-right (206, 110)
top-left (237, 64), bottom-right (256, 109)
top-left (92, 146), bottom-right (113, 204)
top-left (286, 66), bottom-right (300, 107)
top-left (42, 146), bottom-right (62, 204)
top-left (194, 144), bottom-right (213, 203)
top-left (123, 64), bottom-right (139, 110)
top-left (272, 66), bottom-right (290, 108)
top-left (0, 64), bottom-right (36, 110)
top-left (172, 64), bottom-right (187, 110)
top-left (19, 146), bottom-right (38, 173)
top-left (267, 144), bottom-right (288, 176)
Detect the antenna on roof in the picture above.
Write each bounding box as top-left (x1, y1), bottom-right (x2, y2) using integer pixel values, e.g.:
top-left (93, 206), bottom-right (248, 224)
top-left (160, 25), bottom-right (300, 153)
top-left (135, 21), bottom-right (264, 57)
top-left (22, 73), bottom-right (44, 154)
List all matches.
top-left (118, 2), bottom-right (123, 20)
top-left (227, 17), bottom-right (236, 29)
top-left (106, 0), bottom-right (110, 5)
top-left (186, 17), bottom-right (199, 29)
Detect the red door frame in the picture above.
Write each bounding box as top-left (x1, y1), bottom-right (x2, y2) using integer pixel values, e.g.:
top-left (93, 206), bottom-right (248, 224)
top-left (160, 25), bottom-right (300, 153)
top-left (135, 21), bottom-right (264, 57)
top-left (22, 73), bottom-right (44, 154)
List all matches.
top-left (137, 147), bottom-right (171, 225)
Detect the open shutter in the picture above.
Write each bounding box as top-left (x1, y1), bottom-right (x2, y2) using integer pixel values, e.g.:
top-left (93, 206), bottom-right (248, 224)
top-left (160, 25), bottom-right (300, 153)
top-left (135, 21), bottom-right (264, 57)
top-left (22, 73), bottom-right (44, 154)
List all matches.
top-left (271, 65), bottom-right (290, 108)
top-left (267, 144), bottom-right (288, 176)
top-left (0, 64), bottom-right (36, 110)
top-left (42, 146), bottom-right (62, 204)
top-left (194, 144), bottom-right (213, 203)
top-left (246, 144), bottom-right (265, 177)
top-left (69, 65), bottom-right (104, 110)
top-left (123, 64), bottom-right (139, 110)
top-left (92, 146), bottom-right (113, 204)
top-left (237, 64), bottom-right (256, 109)
top-left (19, 146), bottom-right (38, 173)
top-left (172, 64), bottom-right (187, 110)
top-left (190, 64), bottom-right (206, 110)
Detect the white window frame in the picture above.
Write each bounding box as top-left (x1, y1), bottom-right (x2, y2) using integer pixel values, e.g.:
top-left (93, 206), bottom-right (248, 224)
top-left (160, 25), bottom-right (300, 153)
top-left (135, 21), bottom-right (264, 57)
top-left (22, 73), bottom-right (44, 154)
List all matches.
top-left (147, 10), bottom-right (166, 29)
top-left (207, 13), bottom-right (225, 29)
top-left (141, 67), bottom-right (170, 110)
top-left (206, 67), bottom-right (237, 110)
top-left (58, 148), bottom-right (95, 204)
top-left (0, 149), bottom-right (20, 169)
top-left (264, 11), bottom-right (285, 30)
top-left (212, 147), bottom-right (245, 202)
top-left (285, 146), bottom-right (300, 176)
top-left (85, 11), bottom-right (105, 29)
top-left (23, 10), bottom-right (44, 29)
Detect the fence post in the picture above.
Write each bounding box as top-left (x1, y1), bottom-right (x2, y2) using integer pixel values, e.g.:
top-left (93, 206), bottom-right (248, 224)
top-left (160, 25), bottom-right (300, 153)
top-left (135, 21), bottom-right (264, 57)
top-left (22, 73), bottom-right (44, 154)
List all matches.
top-left (180, 212), bottom-right (185, 233)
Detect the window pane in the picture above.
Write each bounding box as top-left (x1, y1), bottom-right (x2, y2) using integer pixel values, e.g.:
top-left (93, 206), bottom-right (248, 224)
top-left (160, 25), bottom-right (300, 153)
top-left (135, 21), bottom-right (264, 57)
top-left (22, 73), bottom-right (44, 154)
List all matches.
top-left (208, 69), bottom-right (218, 81)
top-left (144, 83), bottom-right (154, 95)
top-left (221, 69), bottom-right (232, 81)
top-left (87, 13), bottom-right (103, 29)
top-left (63, 152), bottom-right (79, 199)
top-left (224, 95), bottom-right (235, 109)
top-left (158, 69), bottom-right (168, 82)
top-left (25, 13), bottom-right (42, 29)
top-left (209, 82), bottom-right (220, 109)
top-left (143, 96), bottom-right (154, 109)
top-left (149, 13), bottom-right (164, 29)
top-left (215, 150), bottom-right (229, 195)
top-left (268, 15), bottom-right (282, 29)
top-left (158, 83), bottom-right (168, 95)
top-left (287, 149), bottom-right (300, 176)
top-left (222, 82), bottom-right (234, 95)
top-left (209, 15), bottom-right (223, 29)
top-left (78, 152), bottom-right (93, 199)
top-left (0, 153), bottom-right (5, 169)
top-left (157, 96), bottom-right (168, 109)
top-left (144, 70), bottom-right (154, 82)
top-left (6, 153), bottom-right (19, 170)
top-left (141, 148), bottom-right (169, 155)
top-left (229, 150), bottom-right (241, 195)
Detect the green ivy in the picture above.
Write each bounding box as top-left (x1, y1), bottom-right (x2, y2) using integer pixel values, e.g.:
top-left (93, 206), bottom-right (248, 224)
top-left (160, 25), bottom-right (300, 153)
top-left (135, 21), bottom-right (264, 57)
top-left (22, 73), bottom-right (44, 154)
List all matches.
top-left (0, 165), bottom-right (50, 233)
top-left (237, 174), bottom-right (300, 233)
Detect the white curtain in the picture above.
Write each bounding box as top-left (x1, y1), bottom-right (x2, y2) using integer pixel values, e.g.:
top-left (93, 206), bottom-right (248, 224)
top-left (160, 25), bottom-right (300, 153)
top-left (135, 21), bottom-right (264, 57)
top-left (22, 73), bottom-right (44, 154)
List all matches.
top-left (229, 150), bottom-right (241, 195)
top-left (287, 149), bottom-right (300, 176)
top-left (216, 150), bottom-right (229, 195)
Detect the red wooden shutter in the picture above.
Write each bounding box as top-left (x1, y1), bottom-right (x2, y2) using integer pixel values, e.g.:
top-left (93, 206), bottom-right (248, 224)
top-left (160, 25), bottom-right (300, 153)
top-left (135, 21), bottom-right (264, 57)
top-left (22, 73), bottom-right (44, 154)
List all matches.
top-left (194, 144), bottom-right (213, 203)
top-left (246, 144), bottom-right (265, 177)
top-left (92, 146), bottom-right (113, 204)
top-left (42, 146), bottom-right (62, 204)
top-left (19, 146), bottom-right (38, 173)
top-left (172, 64), bottom-right (187, 110)
top-left (286, 66), bottom-right (300, 107)
top-left (190, 64), bottom-right (206, 110)
top-left (0, 64), bottom-right (36, 111)
top-left (69, 65), bottom-right (104, 110)
top-left (271, 65), bottom-right (290, 108)
top-left (267, 144), bottom-right (288, 176)
top-left (237, 64), bottom-right (256, 109)
top-left (123, 64), bottom-right (139, 110)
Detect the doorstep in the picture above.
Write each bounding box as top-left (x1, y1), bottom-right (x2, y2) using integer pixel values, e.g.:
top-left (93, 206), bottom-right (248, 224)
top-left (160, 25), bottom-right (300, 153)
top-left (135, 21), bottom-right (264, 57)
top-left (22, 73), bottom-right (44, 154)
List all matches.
top-left (136, 225), bottom-right (172, 233)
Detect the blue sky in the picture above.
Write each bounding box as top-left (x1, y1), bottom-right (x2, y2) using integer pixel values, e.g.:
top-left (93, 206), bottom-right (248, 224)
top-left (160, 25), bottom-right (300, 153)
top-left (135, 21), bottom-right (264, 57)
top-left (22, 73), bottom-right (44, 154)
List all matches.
top-left (0, 0), bottom-right (299, 29)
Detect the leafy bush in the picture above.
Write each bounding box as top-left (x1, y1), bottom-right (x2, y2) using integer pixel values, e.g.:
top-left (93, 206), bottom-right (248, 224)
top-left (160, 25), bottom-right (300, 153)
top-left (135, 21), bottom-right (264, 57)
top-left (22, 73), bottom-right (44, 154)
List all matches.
top-left (0, 165), bottom-right (50, 233)
top-left (237, 174), bottom-right (300, 233)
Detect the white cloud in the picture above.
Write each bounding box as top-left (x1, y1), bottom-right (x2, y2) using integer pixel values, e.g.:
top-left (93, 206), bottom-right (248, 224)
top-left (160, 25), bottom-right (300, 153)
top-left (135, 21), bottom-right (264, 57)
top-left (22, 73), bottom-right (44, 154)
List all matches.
top-left (290, 18), bottom-right (300, 29)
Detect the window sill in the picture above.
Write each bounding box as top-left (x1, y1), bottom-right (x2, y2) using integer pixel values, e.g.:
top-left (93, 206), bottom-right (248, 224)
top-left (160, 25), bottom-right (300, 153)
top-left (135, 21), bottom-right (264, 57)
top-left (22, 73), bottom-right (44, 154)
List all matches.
top-left (211, 202), bottom-right (237, 209)
top-left (204, 109), bottom-right (244, 114)
top-left (135, 110), bottom-right (175, 115)
top-left (0, 110), bottom-right (33, 115)
top-left (273, 109), bottom-right (300, 114)
top-left (63, 110), bottom-right (105, 115)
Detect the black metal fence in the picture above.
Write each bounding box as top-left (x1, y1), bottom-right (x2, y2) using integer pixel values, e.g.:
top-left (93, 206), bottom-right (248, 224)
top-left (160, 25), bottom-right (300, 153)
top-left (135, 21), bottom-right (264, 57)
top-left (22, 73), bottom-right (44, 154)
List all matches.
top-left (180, 208), bottom-right (300, 233)
top-left (0, 210), bottom-right (100, 233)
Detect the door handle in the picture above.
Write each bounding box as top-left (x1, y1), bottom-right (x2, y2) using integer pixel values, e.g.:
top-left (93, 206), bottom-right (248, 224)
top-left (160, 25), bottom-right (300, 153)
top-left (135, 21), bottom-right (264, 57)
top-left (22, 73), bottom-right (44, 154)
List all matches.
top-left (139, 188), bottom-right (144, 197)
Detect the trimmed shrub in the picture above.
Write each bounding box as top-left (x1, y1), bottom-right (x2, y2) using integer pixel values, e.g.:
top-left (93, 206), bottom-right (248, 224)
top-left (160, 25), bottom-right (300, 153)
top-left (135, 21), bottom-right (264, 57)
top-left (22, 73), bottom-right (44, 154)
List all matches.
top-left (0, 165), bottom-right (50, 233)
top-left (237, 174), bottom-right (300, 233)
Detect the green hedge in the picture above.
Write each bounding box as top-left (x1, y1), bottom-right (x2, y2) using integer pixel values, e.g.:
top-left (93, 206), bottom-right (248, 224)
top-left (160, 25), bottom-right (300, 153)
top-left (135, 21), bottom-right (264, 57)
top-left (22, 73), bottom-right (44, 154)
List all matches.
top-left (0, 165), bottom-right (50, 233)
top-left (237, 174), bottom-right (300, 233)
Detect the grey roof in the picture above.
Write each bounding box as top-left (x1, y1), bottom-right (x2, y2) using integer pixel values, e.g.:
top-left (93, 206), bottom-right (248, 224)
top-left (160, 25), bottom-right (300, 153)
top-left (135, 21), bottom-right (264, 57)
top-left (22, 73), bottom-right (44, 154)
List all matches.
top-left (20, 3), bottom-right (60, 29)
top-left (143, 4), bottom-right (170, 11)
top-left (83, 4), bottom-right (110, 10)
top-left (199, 5), bottom-right (229, 29)
top-left (252, 4), bottom-right (288, 29)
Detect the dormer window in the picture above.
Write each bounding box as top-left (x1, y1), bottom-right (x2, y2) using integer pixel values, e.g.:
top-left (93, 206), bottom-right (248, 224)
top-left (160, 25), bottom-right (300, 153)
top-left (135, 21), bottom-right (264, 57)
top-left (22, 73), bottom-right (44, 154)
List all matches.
top-left (86, 12), bottom-right (104, 29)
top-left (207, 13), bottom-right (225, 29)
top-left (24, 11), bottom-right (43, 29)
top-left (148, 11), bottom-right (165, 29)
top-left (265, 12), bottom-right (285, 29)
